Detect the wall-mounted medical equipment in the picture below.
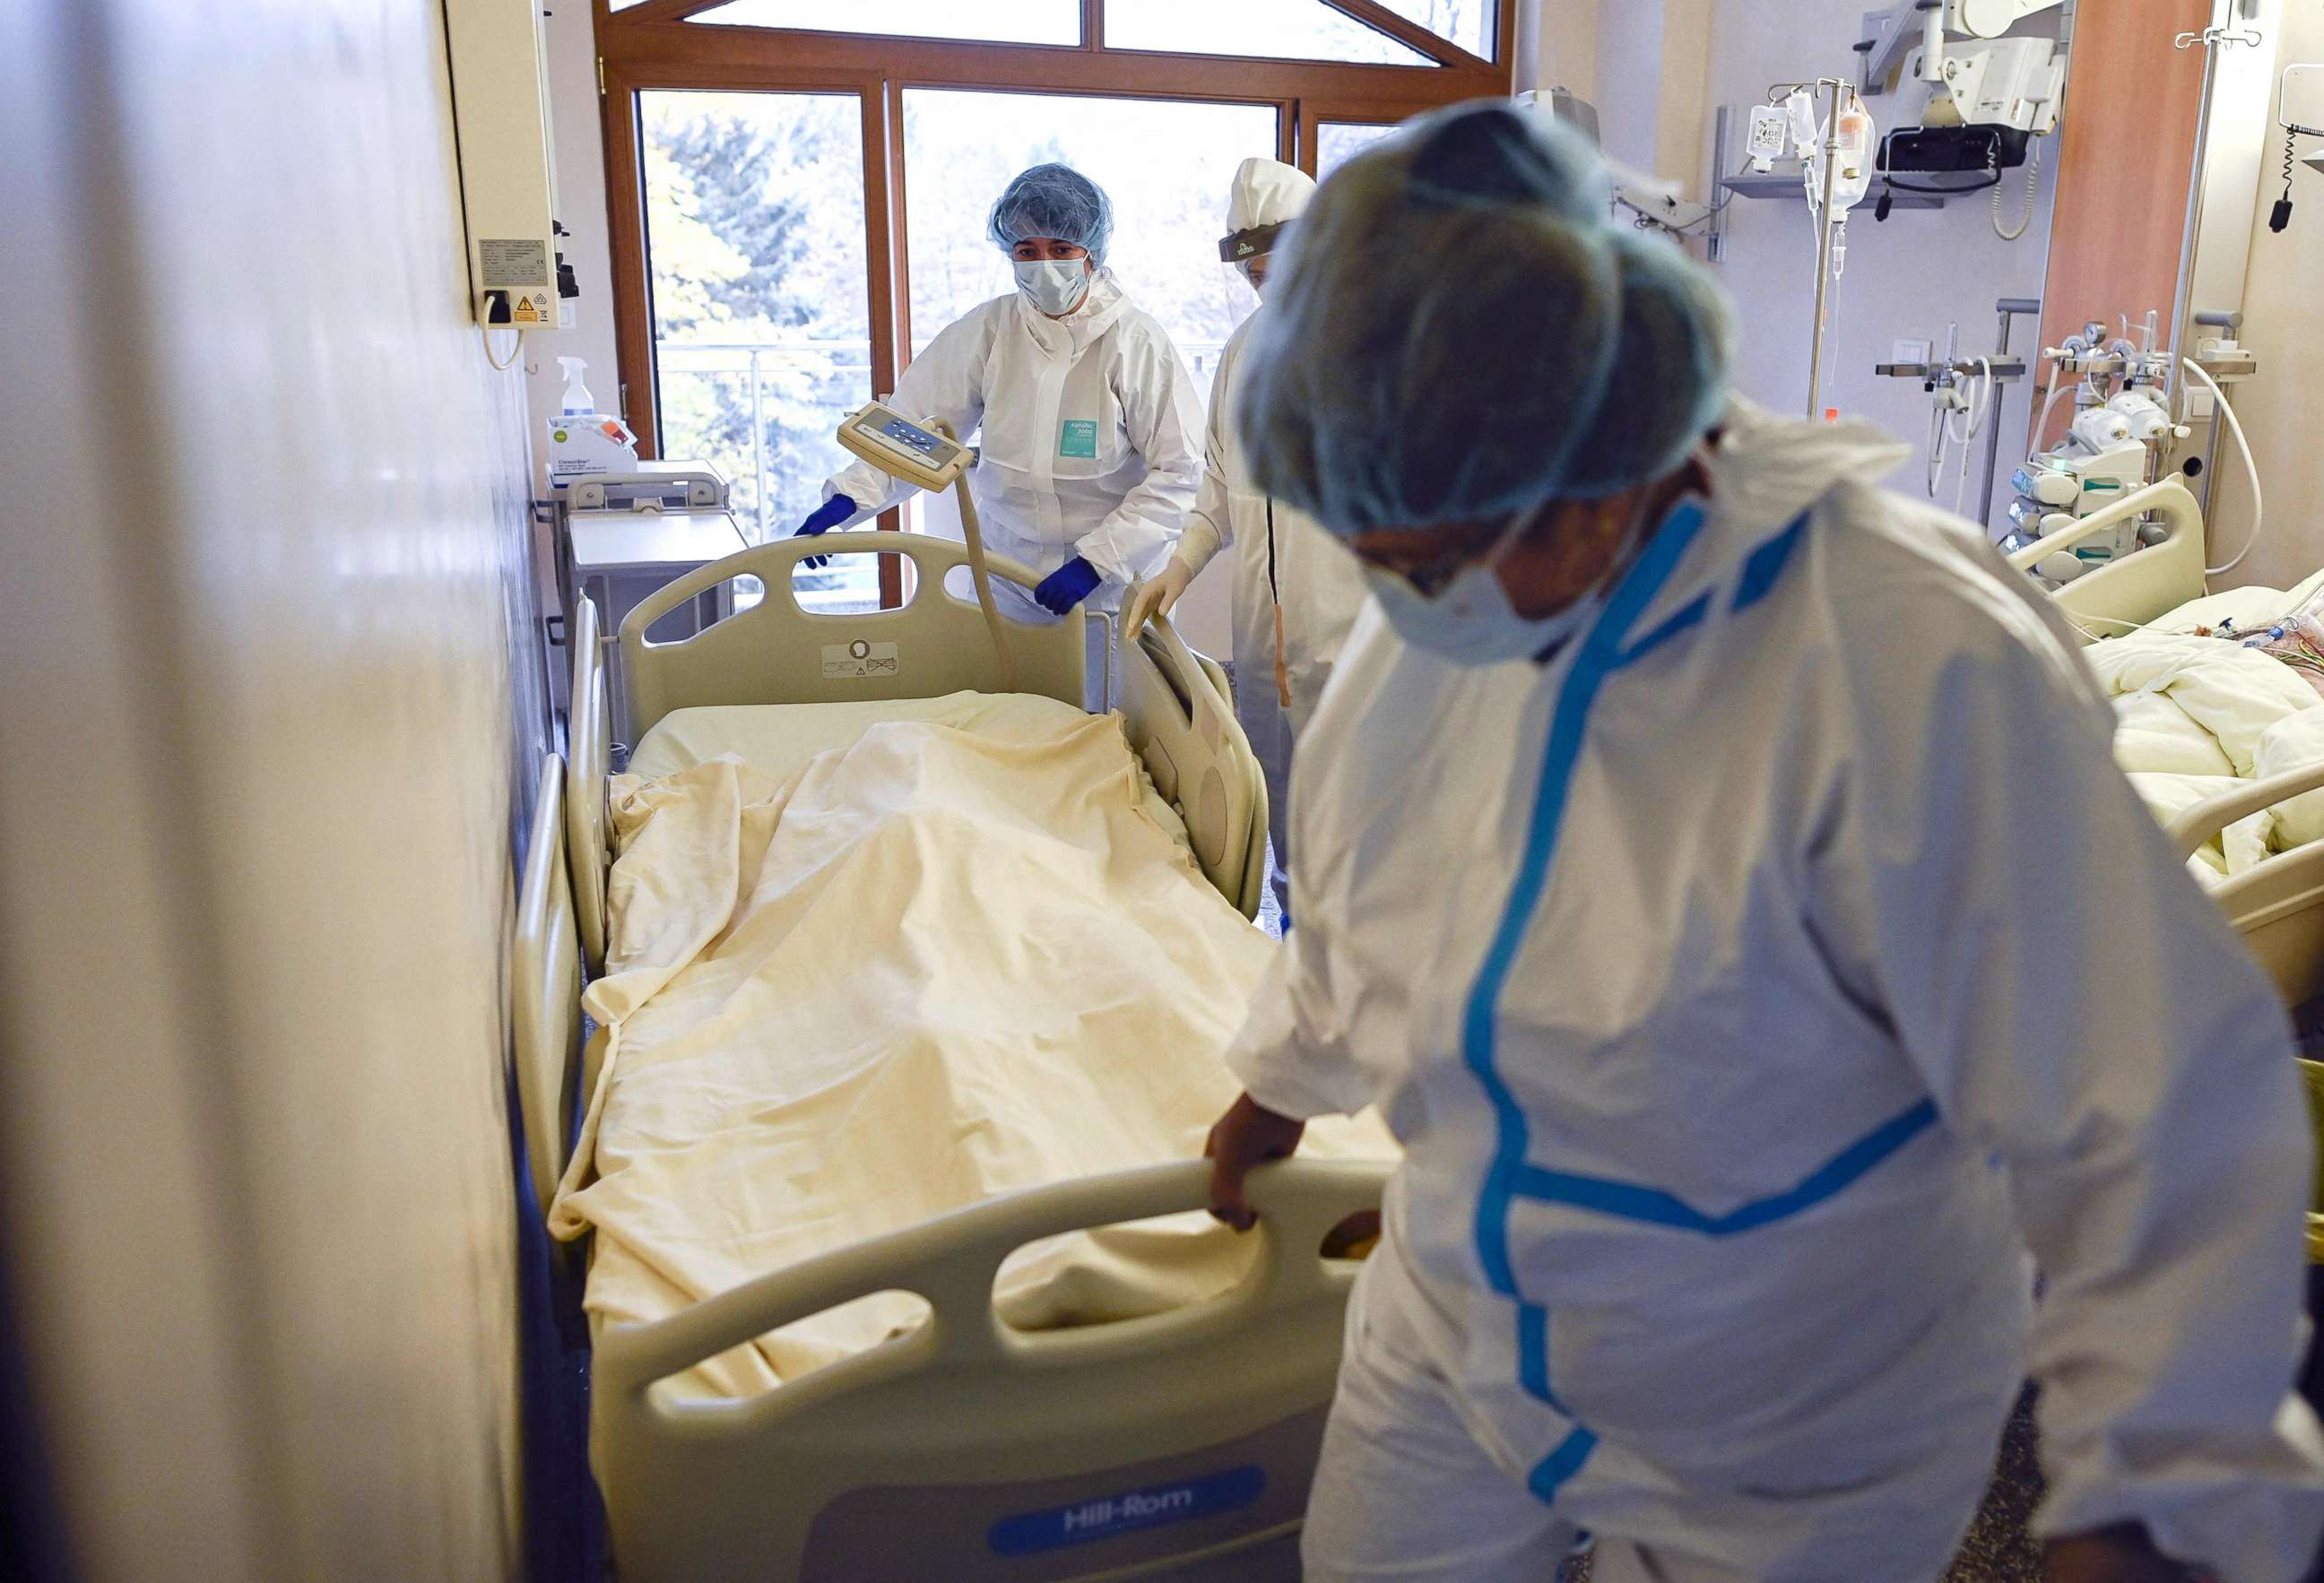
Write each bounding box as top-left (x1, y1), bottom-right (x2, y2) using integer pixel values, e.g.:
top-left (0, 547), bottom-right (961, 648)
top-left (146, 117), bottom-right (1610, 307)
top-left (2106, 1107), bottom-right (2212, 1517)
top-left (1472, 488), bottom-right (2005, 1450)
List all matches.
top-left (2271, 63), bottom-right (2324, 230)
top-left (1513, 89), bottom-right (1717, 237)
top-left (1999, 312), bottom-right (2208, 587)
top-left (1873, 298), bottom-right (2038, 531)
top-left (1855, 0), bottom-right (2067, 238)
top-left (442, 0), bottom-right (561, 339)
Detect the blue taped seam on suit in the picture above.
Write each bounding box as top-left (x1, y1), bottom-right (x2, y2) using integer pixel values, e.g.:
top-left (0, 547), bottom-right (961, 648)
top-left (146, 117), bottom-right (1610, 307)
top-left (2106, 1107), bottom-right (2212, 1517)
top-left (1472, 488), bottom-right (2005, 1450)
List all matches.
top-left (1454, 504), bottom-right (1891, 1508)
top-left (1459, 500), bottom-right (1710, 1504)
top-left (1508, 1098), bottom-right (1938, 1234)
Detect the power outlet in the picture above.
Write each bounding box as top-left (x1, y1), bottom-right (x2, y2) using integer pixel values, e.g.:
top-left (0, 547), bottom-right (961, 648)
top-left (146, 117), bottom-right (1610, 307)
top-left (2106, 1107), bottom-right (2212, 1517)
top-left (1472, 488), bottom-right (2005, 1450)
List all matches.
top-left (1894, 338), bottom-right (1932, 367)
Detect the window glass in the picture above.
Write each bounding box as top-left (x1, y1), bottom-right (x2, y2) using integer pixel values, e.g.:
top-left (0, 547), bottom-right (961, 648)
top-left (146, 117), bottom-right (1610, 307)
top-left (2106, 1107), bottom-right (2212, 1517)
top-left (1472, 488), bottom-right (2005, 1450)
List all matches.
top-left (1316, 119), bottom-right (1401, 180)
top-left (1105, 0), bottom-right (1434, 66)
top-left (687, 0), bottom-right (1080, 45)
top-left (1367, 0), bottom-right (1493, 59)
top-left (900, 90), bottom-right (1279, 405)
top-left (639, 90), bottom-right (880, 611)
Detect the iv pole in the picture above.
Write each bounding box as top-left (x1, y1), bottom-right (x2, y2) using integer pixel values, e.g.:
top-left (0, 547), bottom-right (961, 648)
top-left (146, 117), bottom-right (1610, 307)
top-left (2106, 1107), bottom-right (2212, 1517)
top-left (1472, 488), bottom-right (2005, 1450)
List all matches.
top-left (1770, 78), bottom-right (1851, 420)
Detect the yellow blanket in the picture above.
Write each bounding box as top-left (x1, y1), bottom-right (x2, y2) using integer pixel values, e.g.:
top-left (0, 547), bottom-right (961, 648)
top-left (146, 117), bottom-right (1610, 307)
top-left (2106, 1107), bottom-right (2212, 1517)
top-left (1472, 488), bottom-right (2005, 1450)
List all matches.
top-left (549, 701), bottom-right (1392, 1397)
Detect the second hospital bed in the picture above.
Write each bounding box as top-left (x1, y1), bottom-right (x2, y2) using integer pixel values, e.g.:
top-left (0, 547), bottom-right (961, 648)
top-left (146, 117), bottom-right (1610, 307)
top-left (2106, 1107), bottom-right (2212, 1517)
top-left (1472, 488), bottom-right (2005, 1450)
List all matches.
top-left (523, 529), bottom-right (1394, 1580)
top-left (2008, 475), bottom-right (2324, 1005)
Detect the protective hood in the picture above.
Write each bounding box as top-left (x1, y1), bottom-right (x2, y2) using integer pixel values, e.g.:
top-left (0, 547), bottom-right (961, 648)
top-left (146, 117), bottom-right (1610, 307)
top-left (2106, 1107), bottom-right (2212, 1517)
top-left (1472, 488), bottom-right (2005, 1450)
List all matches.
top-left (1220, 158), bottom-right (1314, 261)
top-left (1703, 395), bottom-right (1912, 530)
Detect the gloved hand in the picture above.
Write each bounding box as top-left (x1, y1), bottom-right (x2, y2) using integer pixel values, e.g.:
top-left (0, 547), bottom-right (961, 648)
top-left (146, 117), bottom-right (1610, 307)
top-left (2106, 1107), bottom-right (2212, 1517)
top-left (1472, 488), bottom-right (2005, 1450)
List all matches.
top-left (793, 493), bottom-right (855, 569)
top-left (1123, 555), bottom-right (1196, 636)
top-left (1032, 555), bottom-right (1104, 616)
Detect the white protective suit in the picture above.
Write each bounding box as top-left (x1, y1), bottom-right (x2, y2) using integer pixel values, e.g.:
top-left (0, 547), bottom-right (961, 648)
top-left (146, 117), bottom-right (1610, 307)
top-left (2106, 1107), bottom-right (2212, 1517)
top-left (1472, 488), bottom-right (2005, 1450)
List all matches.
top-left (1229, 402), bottom-right (2324, 1580)
top-left (1175, 158), bottom-right (1368, 915)
top-left (822, 268), bottom-right (1203, 622)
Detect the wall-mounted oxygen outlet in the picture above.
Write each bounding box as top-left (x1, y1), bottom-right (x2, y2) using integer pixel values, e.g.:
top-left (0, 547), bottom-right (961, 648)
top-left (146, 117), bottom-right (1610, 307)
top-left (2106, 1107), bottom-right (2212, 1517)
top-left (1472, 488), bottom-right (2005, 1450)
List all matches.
top-left (443, 0), bottom-right (559, 329)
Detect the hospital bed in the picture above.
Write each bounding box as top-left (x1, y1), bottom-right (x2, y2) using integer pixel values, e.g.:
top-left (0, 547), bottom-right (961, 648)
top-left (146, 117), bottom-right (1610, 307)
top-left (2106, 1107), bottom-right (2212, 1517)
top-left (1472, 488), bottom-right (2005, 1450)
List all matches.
top-left (520, 531), bottom-right (1391, 1580)
top-left (2007, 475), bottom-right (2324, 1006)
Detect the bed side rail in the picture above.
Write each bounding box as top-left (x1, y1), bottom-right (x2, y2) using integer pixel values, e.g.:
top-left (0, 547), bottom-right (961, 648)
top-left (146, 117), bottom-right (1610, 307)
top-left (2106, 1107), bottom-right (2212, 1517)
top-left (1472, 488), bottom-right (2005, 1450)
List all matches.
top-left (2005, 475), bottom-right (2207, 639)
top-left (566, 595), bottom-right (610, 974)
top-left (2165, 758), bottom-right (2324, 861)
top-left (511, 754), bottom-right (584, 1221)
top-left (1121, 614), bottom-right (1269, 918)
top-left (617, 532), bottom-right (1088, 739)
top-left (2167, 759), bottom-right (2324, 1007)
top-left (593, 1158), bottom-right (1384, 1580)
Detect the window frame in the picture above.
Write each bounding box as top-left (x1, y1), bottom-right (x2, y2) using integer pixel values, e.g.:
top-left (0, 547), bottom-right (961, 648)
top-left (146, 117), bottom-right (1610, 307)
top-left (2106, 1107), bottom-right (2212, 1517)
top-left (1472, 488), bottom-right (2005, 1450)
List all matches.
top-left (598, 0), bottom-right (1513, 606)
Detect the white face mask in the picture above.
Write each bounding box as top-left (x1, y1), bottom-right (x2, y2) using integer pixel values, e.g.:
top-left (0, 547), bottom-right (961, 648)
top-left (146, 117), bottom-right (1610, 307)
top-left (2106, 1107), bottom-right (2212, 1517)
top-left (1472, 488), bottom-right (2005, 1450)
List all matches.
top-left (1012, 258), bottom-right (1090, 316)
top-left (1363, 496), bottom-right (1600, 667)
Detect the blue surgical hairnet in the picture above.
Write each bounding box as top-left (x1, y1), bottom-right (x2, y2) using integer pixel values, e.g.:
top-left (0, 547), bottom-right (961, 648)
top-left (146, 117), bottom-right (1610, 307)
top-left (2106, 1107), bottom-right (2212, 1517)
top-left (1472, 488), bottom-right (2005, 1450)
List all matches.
top-left (988, 163), bottom-right (1114, 265)
top-left (1236, 100), bottom-right (1734, 535)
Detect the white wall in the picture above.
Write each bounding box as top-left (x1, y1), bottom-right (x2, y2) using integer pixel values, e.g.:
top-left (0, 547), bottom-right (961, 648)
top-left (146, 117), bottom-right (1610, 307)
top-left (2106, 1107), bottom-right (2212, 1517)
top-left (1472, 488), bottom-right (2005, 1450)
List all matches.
top-left (2199, 2), bottom-right (2324, 594)
top-left (526, 0), bottom-right (621, 484)
top-left (1694, 0), bottom-right (2061, 529)
top-left (1, 1), bottom-right (547, 1574)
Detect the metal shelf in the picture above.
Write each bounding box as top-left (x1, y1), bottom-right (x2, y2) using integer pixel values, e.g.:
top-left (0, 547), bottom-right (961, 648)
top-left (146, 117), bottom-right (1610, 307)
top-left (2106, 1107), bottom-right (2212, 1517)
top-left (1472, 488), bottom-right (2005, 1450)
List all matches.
top-left (1718, 170), bottom-right (1948, 209)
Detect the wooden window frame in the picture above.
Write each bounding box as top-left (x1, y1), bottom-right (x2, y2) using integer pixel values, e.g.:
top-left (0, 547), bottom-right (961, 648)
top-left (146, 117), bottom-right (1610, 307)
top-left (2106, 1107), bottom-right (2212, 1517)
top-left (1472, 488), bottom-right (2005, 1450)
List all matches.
top-left (599, 0), bottom-right (1513, 604)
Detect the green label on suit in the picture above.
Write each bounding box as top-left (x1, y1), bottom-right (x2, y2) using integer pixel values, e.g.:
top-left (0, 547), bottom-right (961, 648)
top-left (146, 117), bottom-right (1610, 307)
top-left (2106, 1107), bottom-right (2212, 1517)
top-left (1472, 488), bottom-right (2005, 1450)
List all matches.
top-left (1058, 420), bottom-right (1098, 459)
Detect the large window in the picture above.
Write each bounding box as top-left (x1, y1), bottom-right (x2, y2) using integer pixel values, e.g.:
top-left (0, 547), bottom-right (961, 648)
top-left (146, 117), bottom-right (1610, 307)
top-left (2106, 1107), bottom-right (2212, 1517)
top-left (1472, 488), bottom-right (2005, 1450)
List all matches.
top-left (603, 0), bottom-right (1510, 608)
top-left (1106, 0), bottom-right (1435, 65)
top-left (639, 89), bottom-right (880, 609)
top-left (902, 91), bottom-right (1279, 396)
top-left (689, 0), bottom-right (1081, 45)
top-left (1315, 118), bottom-right (1402, 179)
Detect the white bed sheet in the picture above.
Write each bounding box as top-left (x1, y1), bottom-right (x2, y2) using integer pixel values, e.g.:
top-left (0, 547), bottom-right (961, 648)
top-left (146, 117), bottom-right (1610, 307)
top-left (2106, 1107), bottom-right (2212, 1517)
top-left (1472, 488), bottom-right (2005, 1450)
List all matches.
top-left (2096, 582), bottom-right (2324, 882)
top-left (557, 694), bottom-right (1393, 1398)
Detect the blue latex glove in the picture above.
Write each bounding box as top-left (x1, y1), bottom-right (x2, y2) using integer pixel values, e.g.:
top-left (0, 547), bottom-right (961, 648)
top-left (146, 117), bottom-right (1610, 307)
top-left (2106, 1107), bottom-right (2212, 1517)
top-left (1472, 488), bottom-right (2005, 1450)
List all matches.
top-left (793, 493), bottom-right (854, 568)
top-left (1033, 555), bottom-right (1104, 616)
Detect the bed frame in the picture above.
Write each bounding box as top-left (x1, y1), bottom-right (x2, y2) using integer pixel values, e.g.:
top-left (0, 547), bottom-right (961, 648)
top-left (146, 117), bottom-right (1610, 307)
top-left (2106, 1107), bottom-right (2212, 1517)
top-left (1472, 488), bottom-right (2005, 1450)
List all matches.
top-left (527, 532), bottom-right (1383, 1579)
top-left (2007, 474), bottom-right (2324, 1006)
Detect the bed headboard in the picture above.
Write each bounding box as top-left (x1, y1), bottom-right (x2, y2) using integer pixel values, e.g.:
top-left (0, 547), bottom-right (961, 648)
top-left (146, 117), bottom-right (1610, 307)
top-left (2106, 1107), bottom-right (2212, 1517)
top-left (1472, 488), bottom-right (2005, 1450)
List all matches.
top-left (512, 754), bottom-right (583, 1222)
top-left (567, 594), bottom-right (610, 974)
top-left (618, 532), bottom-right (1088, 740)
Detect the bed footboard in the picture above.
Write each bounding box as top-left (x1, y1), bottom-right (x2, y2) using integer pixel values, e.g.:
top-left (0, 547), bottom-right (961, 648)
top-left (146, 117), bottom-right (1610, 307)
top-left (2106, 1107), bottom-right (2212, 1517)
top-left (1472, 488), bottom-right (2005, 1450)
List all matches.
top-left (618, 532), bottom-right (1088, 739)
top-left (593, 1158), bottom-right (1386, 1581)
top-left (2168, 761), bottom-right (2324, 1006)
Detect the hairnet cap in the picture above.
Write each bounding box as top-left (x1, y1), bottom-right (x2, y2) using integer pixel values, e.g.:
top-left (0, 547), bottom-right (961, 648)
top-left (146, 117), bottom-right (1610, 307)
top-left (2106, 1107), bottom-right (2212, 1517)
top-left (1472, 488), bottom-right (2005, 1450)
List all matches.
top-left (1236, 99), bottom-right (1734, 535)
top-left (988, 163), bottom-right (1114, 265)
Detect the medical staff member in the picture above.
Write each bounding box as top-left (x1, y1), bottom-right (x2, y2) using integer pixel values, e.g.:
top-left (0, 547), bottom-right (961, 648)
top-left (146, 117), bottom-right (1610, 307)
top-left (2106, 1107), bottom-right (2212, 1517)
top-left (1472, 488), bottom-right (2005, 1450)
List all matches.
top-left (1125, 157), bottom-right (1368, 919)
top-left (1203, 101), bottom-right (2324, 1582)
top-left (796, 163), bottom-right (1202, 628)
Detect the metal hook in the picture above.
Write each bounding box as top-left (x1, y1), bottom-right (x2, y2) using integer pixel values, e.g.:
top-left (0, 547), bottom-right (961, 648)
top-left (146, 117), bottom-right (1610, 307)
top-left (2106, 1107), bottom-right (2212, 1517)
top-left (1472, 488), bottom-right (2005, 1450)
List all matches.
top-left (2175, 26), bottom-right (2263, 49)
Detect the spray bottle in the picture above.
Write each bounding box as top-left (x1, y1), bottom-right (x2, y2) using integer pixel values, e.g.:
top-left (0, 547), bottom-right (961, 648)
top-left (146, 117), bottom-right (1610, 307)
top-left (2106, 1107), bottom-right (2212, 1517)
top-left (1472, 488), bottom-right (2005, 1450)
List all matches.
top-left (543, 355), bottom-right (637, 489)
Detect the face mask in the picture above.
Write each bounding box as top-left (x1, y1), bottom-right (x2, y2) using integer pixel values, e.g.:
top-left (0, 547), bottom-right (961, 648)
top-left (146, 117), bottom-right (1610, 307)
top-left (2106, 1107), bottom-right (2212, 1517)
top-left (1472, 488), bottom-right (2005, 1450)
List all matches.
top-left (1013, 258), bottom-right (1089, 316)
top-left (1364, 496), bottom-right (1600, 667)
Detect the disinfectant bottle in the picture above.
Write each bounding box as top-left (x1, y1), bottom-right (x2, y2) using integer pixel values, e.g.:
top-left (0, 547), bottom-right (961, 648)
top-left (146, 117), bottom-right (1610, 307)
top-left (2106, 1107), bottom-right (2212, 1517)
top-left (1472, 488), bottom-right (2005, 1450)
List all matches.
top-left (544, 356), bottom-right (637, 489)
top-left (558, 357), bottom-right (595, 415)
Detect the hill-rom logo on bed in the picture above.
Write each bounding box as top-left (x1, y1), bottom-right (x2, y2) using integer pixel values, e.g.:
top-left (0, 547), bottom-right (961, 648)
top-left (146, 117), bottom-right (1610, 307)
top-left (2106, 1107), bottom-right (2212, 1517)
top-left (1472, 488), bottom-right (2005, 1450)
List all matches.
top-left (822, 638), bottom-right (900, 680)
top-left (986, 1466), bottom-right (1266, 1557)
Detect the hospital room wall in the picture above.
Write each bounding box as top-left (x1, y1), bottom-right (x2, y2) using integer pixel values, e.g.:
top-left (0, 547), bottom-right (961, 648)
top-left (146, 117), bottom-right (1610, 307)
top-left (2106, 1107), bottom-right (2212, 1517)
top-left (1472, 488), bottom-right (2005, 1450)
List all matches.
top-left (0, 2), bottom-right (546, 1577)
top-left (2203, 3), bottom-right (2324, 595)
top-left (1678, 0), bottom-right (2062, 529)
